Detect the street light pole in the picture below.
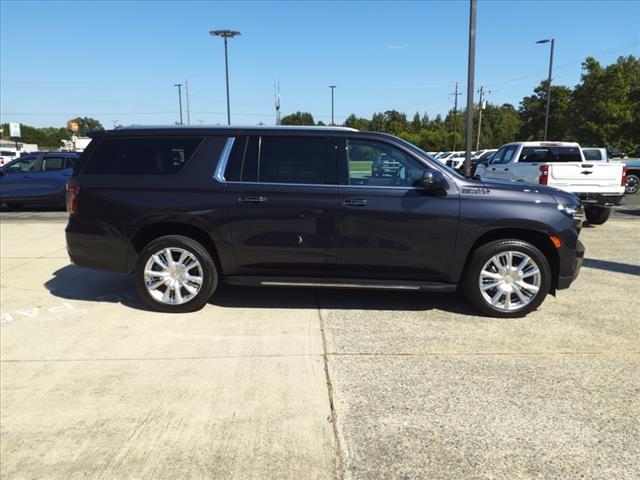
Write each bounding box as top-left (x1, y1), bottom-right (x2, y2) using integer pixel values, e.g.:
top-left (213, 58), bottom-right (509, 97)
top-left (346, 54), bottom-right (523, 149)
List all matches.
top-left (537, 38), bottom-right (555, 140)
top-left (463, 0), bottom-right (477, 178)
top-left (329, 85), bottom-right (336, 125)
top-left (174, 83), bottom-right (183, 125)
top-left (210, 29), bottom-right (241, 125)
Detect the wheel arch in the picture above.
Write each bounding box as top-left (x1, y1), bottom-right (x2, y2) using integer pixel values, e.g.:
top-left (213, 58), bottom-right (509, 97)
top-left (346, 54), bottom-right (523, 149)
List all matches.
top-left (128, 222), bottom-right (222, 274)
top-left (464, 228), bottom-right (560, 292)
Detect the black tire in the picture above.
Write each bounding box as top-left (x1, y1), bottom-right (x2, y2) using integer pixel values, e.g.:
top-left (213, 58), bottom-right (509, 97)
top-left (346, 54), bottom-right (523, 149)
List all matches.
top-left (463, 239), bottom-right (551, 318)
top-left (585, 206), bottom-right (611, 225)
top-left (625, 173), bottom-right (639, 195)
top-left (134, 235), bottom-right (219, 313)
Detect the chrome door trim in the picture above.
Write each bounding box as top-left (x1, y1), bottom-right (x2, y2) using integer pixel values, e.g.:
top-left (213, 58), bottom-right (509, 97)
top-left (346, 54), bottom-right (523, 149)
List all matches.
top-left (213, 137), bottom-right (235, 183)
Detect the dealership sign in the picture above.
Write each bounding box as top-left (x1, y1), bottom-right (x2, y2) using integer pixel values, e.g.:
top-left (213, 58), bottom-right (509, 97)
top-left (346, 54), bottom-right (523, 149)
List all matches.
top-left (9, 122), bottom-right (20, 138)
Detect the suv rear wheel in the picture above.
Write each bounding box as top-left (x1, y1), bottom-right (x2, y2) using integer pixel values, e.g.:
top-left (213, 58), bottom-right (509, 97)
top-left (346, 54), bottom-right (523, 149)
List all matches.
top-left (134, 235), bottom-right (219, 313)
top-left (463, 239), bottom-right (551, 318)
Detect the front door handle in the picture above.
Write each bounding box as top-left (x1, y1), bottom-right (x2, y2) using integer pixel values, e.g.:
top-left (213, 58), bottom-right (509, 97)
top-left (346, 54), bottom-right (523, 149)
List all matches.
top-left (238, 195), bottom-right (267, 203)
top-left (343, 199), bottom-right (369, 207)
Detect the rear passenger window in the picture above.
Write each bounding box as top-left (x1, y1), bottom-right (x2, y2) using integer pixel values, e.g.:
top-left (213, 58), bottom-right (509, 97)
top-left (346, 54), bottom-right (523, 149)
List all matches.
top-left (224, 136), bottom-right (259, 182)
top-left (41, 157), bottom-right (66, 171)
top-left (258, 136), bottom-right (332, 184)
top-left (83, 137), bottom-right (204, 175)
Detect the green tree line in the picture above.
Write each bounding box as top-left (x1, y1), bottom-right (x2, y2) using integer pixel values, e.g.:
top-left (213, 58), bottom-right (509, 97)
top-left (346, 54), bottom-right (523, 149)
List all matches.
top-left (0, 117), bottom-right (103, 148)
top-left (283, 55), bottom-right (639, 153)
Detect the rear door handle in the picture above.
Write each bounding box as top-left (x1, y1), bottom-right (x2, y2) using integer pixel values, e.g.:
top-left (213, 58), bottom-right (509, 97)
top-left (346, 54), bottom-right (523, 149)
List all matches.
top-left (343, 199), bottom-right (369, 207)
top-left (238, 195), bottom-right (267, 203)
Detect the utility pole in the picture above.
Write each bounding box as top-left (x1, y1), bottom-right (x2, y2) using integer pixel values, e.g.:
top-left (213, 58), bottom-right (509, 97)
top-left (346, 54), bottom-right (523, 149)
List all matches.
top-left (185, 80), bottom-right (191, 125)
top-left (174, 83), bottom-right (183, 125)
top-left (329, 85), bottom-right (336, 125)
top-left (536, 38), bottom-right (555, 140)
top-left (275, 78), bottom-right (281, 125)
top-left (463, 0), bottom-right (477, 177)
top-left (451, 82), bottom-right (461, 151)
top-left (476, 86), bottom-right (489, 151)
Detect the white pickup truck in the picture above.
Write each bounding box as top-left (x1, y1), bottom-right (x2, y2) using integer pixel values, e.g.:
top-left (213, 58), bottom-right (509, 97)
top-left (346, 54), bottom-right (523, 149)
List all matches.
top-left (475, 141), bottom-right (626, 224)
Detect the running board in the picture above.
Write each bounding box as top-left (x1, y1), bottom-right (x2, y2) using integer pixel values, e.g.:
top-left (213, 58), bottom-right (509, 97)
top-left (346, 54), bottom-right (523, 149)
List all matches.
top-left (224, 276), bottom-right (457, 292)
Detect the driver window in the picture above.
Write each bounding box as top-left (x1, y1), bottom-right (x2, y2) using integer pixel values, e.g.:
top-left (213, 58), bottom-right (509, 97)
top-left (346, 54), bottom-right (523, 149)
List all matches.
top-left (490, 145), bottom-right (518, 165)
top-left (5, 157), bottom-right (39, 173)
top-left (346, 139), bottom-right (425, 187)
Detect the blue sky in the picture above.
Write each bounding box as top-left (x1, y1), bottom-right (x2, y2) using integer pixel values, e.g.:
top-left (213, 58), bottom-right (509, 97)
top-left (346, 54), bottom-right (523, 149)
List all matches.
top-left (1, 0), bottom-right (639, 128)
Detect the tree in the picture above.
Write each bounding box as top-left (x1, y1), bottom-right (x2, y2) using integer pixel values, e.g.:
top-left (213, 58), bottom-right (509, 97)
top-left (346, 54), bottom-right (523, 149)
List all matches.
top-left (518, 82), bottom-right (572, 141)
top-left (70, 117), bottom-right (103, 135)
top-left (479, 103), bottom-right (522, 148)
top-left (1, 123), bottom-right (70, 148)
top-left (281, 111), bottom-right (315, 125)
top-left (383, 110), bottom-right (408, 135)
top-left (369, 113), bottom-right (385, 132)
top-left (343, 114), bottom-right (370, 131)
top-left (410, 112), bottom-right (422, 133)
top-left (571, 55), bottom-right (640, 152)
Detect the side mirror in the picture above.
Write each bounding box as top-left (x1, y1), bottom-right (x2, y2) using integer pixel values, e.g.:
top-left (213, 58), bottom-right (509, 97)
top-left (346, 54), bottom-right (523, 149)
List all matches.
top-left (414, 170), bottom-right (447, 196)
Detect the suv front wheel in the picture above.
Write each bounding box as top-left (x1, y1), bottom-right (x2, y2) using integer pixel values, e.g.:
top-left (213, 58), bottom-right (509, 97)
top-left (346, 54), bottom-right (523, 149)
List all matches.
top-left (134, 235), bottom-right (219, 313)
top-left (463, 239), bottom-right (551, 318)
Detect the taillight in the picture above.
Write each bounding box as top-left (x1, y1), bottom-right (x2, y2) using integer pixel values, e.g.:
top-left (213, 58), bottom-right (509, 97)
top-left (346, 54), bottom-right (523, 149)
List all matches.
top-left (66, 177), bottom-right (79, 214)
top-left (539, 165), bottom-right (549, 185)
top-left (621, 166), bottom-right (628, 187)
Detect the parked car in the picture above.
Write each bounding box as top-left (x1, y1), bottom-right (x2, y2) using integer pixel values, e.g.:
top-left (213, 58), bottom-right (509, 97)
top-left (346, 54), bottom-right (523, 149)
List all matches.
top-left (444, 152), bottom-right (466, 170)
top-left (66, 126), bottom-right (585, 318)
top-left (582, 148), bottom-right (609, 162)
top-left (371, 153), bottom-right (401, 177)
top-left (0, 152), bottom-right (78, 207)
top-left (622, 159), bottom-right (640, 194)
top-left (475, 141), bottom-right (625, 225)
top-left (0, 150), bottom-right (20, 167)
top-left (470, 149), bottom-right (497, 175)
top-left (607, 147), bottom-right (623, 159)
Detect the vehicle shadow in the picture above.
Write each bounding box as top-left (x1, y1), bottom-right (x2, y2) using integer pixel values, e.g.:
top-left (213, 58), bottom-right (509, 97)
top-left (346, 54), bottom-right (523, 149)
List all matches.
top-left (583, 258), bottom-right (640, 276)
top-left (614, 208), bottom-right (640, 217)
top-left (44, 265), bottom-right (477, 315)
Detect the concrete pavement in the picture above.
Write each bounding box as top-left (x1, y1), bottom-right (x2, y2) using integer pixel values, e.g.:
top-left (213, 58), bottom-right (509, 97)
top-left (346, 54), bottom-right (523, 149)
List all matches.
top-left (1, 210), bottom-right (639, 479)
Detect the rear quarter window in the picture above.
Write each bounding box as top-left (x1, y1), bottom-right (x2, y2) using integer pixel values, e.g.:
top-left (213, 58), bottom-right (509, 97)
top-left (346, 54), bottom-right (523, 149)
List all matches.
top-left (82, 136), bottom-right (204, 175)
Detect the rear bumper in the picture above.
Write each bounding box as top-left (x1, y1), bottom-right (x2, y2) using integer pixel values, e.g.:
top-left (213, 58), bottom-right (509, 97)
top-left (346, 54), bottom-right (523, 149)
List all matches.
top-left (557, 239), bottom-right (584, 289)
top-left (577, 193), bottom-right (624, 207)
top-left (66, 215), bottom-right (131, 273)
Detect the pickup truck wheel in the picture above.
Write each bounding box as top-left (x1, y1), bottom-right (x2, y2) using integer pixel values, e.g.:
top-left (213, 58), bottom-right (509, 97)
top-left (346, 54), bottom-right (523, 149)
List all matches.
top-left (585, 206), bottom-right (611, 225)
top-left (134, 235), bottom-right (219, 313)
top-left (625, 173), bottom-right (639, 194)
top-left (463, 240), bottom-right (551, 318)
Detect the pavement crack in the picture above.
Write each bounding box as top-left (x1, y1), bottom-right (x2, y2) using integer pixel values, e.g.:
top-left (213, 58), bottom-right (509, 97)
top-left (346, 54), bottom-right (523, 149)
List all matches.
top-left (315, 289), bottom-right (345, 480)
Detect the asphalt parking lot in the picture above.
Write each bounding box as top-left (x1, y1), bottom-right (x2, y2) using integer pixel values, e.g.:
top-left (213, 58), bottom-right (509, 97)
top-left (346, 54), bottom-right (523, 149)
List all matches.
top-left (1, 200), bottom-right (639, 479)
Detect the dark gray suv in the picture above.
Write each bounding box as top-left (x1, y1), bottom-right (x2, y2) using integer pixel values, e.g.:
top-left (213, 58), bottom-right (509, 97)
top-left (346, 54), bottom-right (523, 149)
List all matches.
top-left (65, 126), bottom-right (585, 317)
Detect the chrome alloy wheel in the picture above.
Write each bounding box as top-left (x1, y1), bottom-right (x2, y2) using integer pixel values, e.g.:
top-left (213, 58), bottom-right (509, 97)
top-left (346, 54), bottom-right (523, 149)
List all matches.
top-left (478, 251), bottom-right (542, 312)
top-left (143, 247), bottom-right (204, 305)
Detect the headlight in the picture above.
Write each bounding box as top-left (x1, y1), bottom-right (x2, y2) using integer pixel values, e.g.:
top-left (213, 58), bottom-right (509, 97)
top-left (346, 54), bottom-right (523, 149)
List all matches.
top-left (558, 203), bottom-right (584, 219)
